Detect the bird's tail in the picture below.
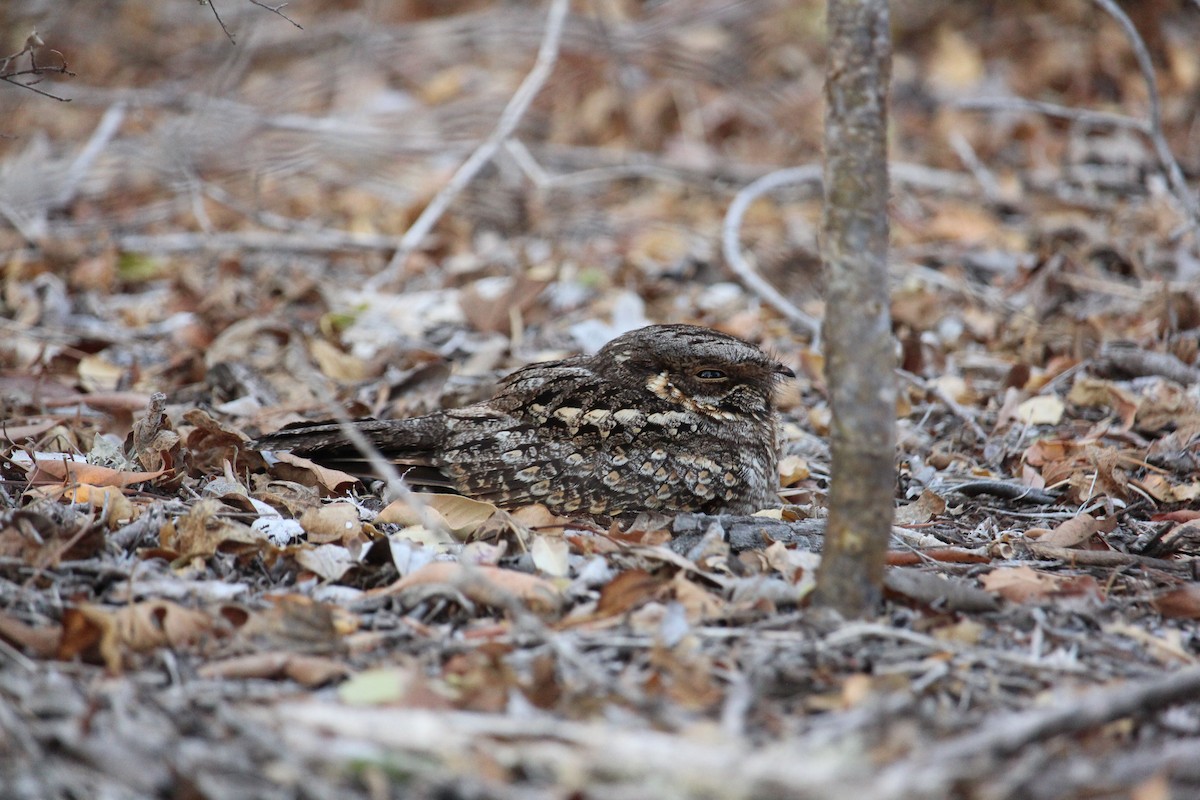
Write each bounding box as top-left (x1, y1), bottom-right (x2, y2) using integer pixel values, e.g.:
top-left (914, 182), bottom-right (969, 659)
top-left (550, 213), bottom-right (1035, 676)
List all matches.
top-left (250, 416), bottom-right (449, 482)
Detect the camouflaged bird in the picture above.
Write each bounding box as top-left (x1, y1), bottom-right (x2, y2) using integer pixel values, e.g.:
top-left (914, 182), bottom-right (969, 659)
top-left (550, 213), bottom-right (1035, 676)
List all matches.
top-left (253, 324), bottom-right (794, 517)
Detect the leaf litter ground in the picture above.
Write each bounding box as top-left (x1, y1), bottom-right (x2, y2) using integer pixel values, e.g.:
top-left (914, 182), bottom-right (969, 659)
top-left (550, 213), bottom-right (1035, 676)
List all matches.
top-left (2, 1), bottom-right (1200, 797)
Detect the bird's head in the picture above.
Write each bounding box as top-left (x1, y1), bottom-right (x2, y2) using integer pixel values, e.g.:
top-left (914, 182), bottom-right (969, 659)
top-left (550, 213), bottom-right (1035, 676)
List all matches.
top-left (594, 324), bottom-right (794, 421)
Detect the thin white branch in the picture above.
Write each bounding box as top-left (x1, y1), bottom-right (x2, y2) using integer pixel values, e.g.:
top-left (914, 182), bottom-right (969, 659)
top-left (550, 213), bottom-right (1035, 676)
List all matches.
top-left (114, 230), bottom-right (404, 254)
top-left (55, 102), bottom-right (126, 207)
top-left (948, 131), bottom-right (1001, 202)
top-left (721, 165), bottom-right (823, 339)
top-left (365, 0), bottom-right (571, 292)
top-left (301, 373), bottom-right (445, 536)
top-left (1090, 0), bottom-right (1200, 229)
top-left (960, 4), bottom-right (1199, 231)
top-left (955, 96), bottom-right (1148, 132)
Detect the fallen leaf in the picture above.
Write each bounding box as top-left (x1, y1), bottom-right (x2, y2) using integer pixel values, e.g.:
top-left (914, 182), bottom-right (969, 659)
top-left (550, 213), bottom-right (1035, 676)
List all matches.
top-left (28, 456), bottom-right (165, 488)
top-left (1151, 585), bottom-right (1200, 619)
top-left (59, 600), bottom-right (218, 673)
top-left (1033, 514), bottom-right (1116, 548)
top-left (530, 535), bottom-right (570, 577)
top-left (270, 452), bottom-right (360, 494)
top-left (300, 502), bottom-right (364, 544)
top-left (1016, 395), bottom-right (1065, 426)
top-left (979, 565), bottom-right (1101, 604)
top-left (369, 561), bottom-right (563, 616)
top-left (895, 489), bottom-right (947, 526)
top-left (199, 652), bottom-right (350, 686)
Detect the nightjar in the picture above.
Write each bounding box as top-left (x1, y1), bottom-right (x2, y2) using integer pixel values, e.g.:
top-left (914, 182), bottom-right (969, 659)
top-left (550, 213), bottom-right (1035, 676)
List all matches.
top-left (253, 324), bottom-right (794, 517)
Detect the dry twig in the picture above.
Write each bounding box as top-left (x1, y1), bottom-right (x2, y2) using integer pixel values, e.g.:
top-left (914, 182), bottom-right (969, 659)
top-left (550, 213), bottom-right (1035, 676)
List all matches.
top-left (960, 1), bottom-right (1200, 231)
top-left (366, 0), bottom-right (571, 291)
top-left (720, 165), bottom-right (823, 338)
top-left (0, 31), bottom-right (74, 102)
top-left (879, 666), bottom-right (1200, 795)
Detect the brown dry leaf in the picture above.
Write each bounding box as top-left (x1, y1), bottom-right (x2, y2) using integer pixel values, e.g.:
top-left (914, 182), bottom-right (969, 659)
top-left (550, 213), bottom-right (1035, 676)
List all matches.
top-left (798, 348), bottom-right (825, 388)
top-left (1157, 519), bottom-right (1200, 555)
top-left (1032, 514), bottom-right (1117, 549)
top-left (128, 392), bottom-right (179, 472)
top-left (77, 353), bottom-right (123, 392)
top-left (1174, 480), bottom-right (1200, 504)
top-left (426, 495), bottom-right (499, 537)
top-left (595, 569), bottom-right (665, 617)
top-left (1067, 377), bottom-right (1139, 430)
top-left (235, 595), bottom-right (350, 655)
top-left (0, 612), bottom-right (61, 659)
top-left (895, 489), bottom-right (947, 526)
top-left (1151, 585), bottom-right (1200, 620)
top-left (763, 541), bottom-right (821, 587)
top-left (460, 540), bottom-right (508, 566)
top-left (270, 452), bottom-right (360, 494)
top-left (932, 375), bottom-right (974, 405)
top-left (1023, 438), bottom-right (1074, 468)
top-left (310, 338), bottom-right (372, 383)
top-left (1103, 622), bottom-right (1194, 665)
top-left (369, 561), bottom-right (563, 616)
top-left (1069, 445), bottom-right (1130, 502)
top-left (628, 227), bottom-right (691, 273)
top-left (979, 566), bottom-right (1101, 604)
top-left (0, 417), bottom-right (59, 442)
top-left (670, 572), bottom-right (724, 622)
top-left (197, 652), bottom-right (350, 686)
top-left (460, 273), bottom-right (551, 335)
top-left (509, 504), bottom-right (571, 536)
top-left (59, 601), bottom-right (218, 673)
top-left (1134, 380), bottom-right (1200, 432)
top-left (161, 498), bottom-right (263, 559)
top-left (778, 454), bottom-right (810, 486)
top-left (442, 649), bottom-right (513, 713)
top-left (182, 408), bottom-right (249, 448)
top-left (300, 502), bottom-right (363, 544)
top-left (0, 505), bottom-right (105, 563)
top-left (28, 457), bottom-right (165, 488)
top-left (420, 64), bottom-right (471, 105)
top-left (64, 484), bottom-right (136, 527)
top-left (378, 495), bottom-right (498, 540)
top-left (928, 27), bottom-right (985, 91)
top-left (1142, 477), bottom-right (1200, 504)
top-left (645, 639), bottom-right (722, 711)
top-left (930, 618), bottom-right (985, 646)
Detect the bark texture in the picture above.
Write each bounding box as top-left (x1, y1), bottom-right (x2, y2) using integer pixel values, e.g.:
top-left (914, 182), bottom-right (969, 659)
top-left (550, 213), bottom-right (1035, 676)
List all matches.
top-left (813, 0), bottom-right (895, 616)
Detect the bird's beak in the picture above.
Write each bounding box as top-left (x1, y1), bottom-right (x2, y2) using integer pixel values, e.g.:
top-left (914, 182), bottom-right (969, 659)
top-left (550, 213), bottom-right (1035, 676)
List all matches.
top-left (775, 362), bottom-right (796, 378)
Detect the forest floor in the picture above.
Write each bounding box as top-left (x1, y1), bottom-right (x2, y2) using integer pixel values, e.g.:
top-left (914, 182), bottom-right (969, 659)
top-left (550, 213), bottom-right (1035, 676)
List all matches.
top-left (3, 1), bottom-right (1200, 797)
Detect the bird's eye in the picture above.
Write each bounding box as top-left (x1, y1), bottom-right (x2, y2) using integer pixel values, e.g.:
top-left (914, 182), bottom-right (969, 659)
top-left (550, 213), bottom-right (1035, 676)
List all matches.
top-left (695, 369), bottom-right (727, 380)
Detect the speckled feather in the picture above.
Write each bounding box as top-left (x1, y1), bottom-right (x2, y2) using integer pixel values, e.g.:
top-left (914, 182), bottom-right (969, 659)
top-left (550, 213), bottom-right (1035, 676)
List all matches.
top-left (253, 324), bottom-right (794, 517)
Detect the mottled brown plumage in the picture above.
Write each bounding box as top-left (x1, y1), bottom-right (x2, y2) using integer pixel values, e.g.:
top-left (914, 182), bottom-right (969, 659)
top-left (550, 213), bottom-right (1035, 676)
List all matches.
top-left (253, 324), bottom-right (793, 517)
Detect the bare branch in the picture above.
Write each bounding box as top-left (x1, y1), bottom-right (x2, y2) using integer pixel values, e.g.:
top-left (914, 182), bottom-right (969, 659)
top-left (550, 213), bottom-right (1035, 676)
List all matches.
top-left (720, 166), bottom-right (823, 339)
top-left (114, 230), bottom-right (405, 255)
top-left (302, 381), bottom-right (447, 537)
top-left (201, 0), bottom-right (237, 44)
top-left (1091, 0), bottom-right (1200, 229)
top-left (955, 96), bottom-right (1148, 132)
top-left (0, 32), bottom-right (74, 102)
top-left (959, 3), bottom-right (1200, 231)
top-left (248, 0), bottom-right (303, 29)
top-left (365, 0), bottom-right (571, 292)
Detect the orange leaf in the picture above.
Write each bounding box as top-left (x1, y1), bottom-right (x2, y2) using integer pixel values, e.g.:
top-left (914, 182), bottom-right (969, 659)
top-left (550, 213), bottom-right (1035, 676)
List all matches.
top-left (30, 457), bottom-right (164, 487)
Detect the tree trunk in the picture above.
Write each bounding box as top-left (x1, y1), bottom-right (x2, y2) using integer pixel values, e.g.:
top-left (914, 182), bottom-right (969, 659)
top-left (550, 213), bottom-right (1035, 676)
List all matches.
top-left (813, 0), bottom-right (895, 617)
